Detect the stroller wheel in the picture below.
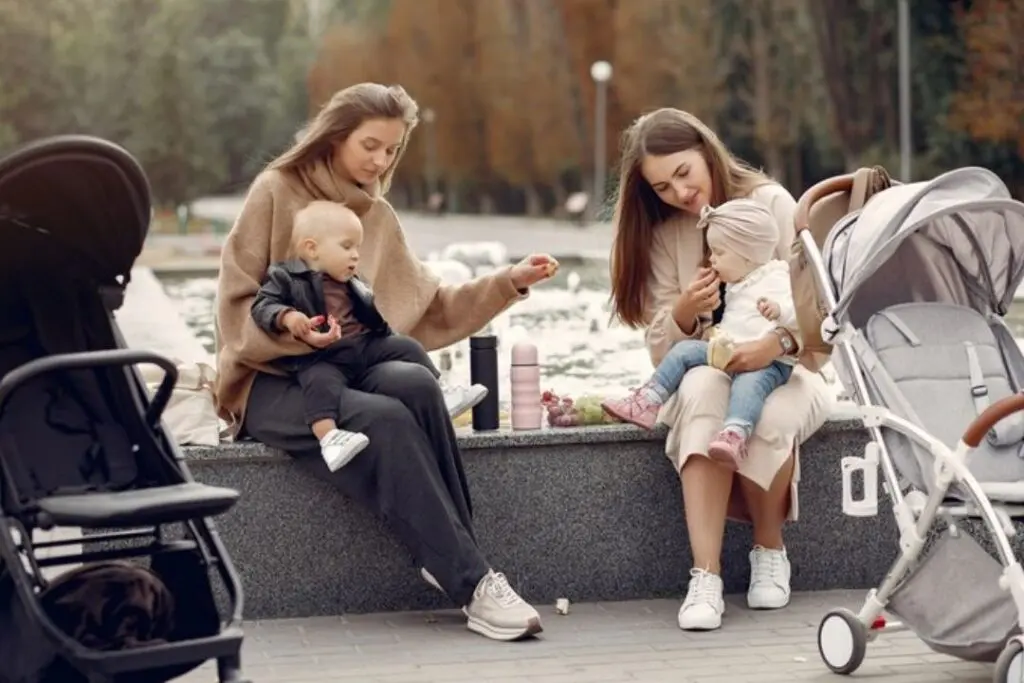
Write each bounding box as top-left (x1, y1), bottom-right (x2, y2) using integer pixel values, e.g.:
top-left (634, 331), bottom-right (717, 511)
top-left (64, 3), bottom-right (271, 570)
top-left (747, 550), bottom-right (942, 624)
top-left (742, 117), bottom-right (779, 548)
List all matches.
top-left (817, 608), bottom-right (867, 675)
top-left (994, 636), bottom-right (1024, 683)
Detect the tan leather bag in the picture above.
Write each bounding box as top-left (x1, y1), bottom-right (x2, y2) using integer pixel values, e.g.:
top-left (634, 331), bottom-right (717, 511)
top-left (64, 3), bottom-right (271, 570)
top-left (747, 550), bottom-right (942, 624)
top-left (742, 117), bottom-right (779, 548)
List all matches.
top-left (790, 167), bottom-right (895, 372)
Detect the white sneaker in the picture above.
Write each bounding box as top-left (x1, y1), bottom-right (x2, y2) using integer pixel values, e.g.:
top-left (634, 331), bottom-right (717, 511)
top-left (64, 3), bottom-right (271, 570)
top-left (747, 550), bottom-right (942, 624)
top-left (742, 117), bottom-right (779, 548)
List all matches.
top-left (443, 383), bottom-right (488, 419)
top-left (747, 545), bottom-right (791, 609)
top-left (319, 429), bottom-right (369, 472)
top-left (677, 568), bottom-right (725, 631)
top-left (465, 570), bottom-right (543, 641)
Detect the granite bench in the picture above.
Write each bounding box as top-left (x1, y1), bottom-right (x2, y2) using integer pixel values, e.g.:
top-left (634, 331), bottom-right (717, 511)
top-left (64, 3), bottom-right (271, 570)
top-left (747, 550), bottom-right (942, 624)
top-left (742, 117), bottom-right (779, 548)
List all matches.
top-left (179, 412), bottom-right (902, 620)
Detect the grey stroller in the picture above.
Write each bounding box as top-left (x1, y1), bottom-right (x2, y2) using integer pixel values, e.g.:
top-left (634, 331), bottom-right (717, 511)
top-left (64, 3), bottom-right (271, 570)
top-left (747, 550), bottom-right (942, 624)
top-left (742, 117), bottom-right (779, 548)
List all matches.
top-left (799, 166), bottom-right (1024, 682)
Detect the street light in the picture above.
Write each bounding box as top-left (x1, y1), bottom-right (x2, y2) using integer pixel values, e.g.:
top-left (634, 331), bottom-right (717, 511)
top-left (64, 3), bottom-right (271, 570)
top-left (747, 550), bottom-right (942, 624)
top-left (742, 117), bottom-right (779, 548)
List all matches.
top-left (590, 60), bottom-right (613, 222)
top-left (421, 107), bottom-right (439, 202)
top-left (897, 0), bottom-right (912, 182)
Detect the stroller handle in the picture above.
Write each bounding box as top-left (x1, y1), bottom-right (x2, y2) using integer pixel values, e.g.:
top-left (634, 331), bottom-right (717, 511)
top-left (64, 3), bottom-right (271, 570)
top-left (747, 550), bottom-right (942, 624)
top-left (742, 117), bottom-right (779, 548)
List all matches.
top-left (0, 349), bottom-right (179, 429)
top-left (963, 393), bottom-right (1024, 448)
top-left (795, 173), bottom-right (856, 233)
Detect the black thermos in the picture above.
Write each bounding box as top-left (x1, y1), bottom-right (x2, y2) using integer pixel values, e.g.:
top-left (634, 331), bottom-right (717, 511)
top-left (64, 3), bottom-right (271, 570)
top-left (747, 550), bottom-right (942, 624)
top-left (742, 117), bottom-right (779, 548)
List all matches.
top-left (469, 335), bottom-right (500, 431)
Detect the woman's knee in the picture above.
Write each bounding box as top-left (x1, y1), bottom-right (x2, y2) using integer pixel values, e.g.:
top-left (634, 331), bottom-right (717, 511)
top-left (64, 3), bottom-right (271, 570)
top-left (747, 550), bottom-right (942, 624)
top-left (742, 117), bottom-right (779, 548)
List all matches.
top-left (388, 334), bottom-right (434, 366)
top-left (338, 389), bottom-right (417, 438)
top-left (367, 360), bottom-right (443, 401)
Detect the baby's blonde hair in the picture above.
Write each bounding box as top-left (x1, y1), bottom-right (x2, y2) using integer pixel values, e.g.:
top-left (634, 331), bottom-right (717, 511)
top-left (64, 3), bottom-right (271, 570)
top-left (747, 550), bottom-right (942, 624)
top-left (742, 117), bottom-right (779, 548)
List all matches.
top-left (291, 201), bottom-right (360, 257)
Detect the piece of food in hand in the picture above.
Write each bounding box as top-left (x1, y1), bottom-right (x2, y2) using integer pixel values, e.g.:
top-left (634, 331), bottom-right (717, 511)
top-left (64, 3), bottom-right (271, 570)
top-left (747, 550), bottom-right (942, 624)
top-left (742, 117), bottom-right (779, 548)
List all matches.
top-left (707, 331), bottom-right (736, 370)
top-left (544, 258), bottom-right (560, 277)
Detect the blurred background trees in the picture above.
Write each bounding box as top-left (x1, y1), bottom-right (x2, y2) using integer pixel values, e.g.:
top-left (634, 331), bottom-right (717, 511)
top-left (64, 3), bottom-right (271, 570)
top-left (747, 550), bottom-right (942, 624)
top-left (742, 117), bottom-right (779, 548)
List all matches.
top-left (1, 0), bottom-right (1020, 212)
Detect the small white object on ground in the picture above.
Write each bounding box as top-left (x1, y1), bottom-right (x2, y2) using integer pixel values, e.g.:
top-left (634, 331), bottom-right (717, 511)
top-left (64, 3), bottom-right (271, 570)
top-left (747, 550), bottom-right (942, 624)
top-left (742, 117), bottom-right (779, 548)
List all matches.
top-left (555, 598), bottom-right (570, 615)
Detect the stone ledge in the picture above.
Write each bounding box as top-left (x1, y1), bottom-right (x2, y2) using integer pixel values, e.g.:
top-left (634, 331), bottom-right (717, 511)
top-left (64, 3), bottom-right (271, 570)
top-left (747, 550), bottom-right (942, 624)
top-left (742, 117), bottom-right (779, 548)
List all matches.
top-left (179, 411), bottom-right (896, 620)
top-left (185, 412), bottom-right (864, 461)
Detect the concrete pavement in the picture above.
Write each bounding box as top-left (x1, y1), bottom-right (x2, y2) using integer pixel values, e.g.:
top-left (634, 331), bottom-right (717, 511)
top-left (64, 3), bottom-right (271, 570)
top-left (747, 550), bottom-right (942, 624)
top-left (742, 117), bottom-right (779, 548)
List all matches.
top-left (177, 591), bottom-right (991, 682)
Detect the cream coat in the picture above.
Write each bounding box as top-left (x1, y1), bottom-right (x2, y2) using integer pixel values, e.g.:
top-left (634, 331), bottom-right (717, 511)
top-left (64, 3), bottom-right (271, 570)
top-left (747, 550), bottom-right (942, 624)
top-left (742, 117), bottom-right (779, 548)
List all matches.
top-left (644, 183), bottom-right (833, 521)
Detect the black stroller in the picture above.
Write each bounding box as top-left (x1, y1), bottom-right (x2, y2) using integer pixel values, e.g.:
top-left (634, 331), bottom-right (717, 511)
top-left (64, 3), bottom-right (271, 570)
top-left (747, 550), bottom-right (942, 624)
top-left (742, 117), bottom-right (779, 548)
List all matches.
top-left (0, 136), bottom-right (249, 682)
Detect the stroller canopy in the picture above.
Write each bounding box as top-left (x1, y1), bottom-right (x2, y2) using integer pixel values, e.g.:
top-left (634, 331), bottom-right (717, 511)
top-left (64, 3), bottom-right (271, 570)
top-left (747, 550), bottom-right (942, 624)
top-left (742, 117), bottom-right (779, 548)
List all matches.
top-left (0, 135), bottom-right (151, 285)
top-left (825, 167), bottom-right (1024, 324)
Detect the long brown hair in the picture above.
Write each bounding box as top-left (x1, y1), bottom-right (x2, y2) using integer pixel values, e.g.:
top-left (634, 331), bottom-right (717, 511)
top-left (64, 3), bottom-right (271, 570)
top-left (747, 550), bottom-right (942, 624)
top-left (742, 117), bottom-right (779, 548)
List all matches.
top-left (267, 83), bottom-right (419, 193)
top-left (609, 108), bottom-right (772, 328)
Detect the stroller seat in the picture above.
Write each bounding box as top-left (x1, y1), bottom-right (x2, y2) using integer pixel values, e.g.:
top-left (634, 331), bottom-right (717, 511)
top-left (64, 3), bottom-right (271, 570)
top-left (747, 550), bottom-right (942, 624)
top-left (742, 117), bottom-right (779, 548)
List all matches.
top-left (860, 300), bottom-right (1024, 498)
top-left (33, 482), bottom-right (237, 528)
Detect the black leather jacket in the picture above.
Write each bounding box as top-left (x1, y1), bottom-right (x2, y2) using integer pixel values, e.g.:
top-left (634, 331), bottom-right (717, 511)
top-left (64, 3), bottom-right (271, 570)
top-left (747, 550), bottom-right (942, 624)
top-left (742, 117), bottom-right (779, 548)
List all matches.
top-left (250, 259), bottom-right (391, 339)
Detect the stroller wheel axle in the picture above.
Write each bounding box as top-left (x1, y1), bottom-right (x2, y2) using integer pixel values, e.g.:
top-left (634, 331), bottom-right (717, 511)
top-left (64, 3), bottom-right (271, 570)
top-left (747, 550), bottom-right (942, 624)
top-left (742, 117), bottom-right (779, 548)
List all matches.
top-left (817, 608), bottom-right (867, 675)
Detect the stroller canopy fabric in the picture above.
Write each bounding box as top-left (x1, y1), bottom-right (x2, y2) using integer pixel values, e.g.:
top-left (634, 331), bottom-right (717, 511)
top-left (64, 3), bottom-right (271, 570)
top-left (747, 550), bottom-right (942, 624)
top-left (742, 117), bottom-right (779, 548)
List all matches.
top-left (0, 135), bottom-right (151, 285)
top-left (825, 167), bottom-right (1024, 324)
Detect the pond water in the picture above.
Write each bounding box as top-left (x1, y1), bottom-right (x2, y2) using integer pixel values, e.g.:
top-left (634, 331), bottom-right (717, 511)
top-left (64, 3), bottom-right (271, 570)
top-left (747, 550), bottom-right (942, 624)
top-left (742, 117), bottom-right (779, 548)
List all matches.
top-left (160, 258), bottom-right (655, 406)
top-left (160, 257), bottom-right (1024, 408)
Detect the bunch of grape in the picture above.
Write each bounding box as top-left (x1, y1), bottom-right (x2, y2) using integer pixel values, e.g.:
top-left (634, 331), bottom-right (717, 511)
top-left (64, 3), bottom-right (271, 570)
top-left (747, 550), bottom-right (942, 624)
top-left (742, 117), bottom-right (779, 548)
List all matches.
top-left (540, 391), bottom-right (615, 427)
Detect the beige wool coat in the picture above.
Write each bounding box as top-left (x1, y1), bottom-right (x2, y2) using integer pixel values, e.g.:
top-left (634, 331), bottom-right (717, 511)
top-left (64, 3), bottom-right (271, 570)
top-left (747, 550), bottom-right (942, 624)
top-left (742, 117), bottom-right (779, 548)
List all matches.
top-left (214, 159), bottom-right (524, 430)
top-left (644, 183), bottom-right (833, 522)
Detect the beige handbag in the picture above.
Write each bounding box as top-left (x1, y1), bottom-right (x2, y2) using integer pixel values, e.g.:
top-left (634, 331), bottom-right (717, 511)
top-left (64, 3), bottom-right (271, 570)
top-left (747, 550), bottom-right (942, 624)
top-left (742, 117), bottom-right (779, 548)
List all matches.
top-left (139, 360), bottom-right (226, 446)
top-left (791, 166), bottom-right (895, 372)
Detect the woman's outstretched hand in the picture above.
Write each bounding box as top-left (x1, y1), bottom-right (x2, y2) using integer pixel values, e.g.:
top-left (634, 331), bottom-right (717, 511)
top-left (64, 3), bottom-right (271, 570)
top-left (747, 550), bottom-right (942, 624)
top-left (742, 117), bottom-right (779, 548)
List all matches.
top-left (672, 267), bottom-right (720, 334)
top-left (510, 253), bottom-right (560, 290)
top-left (724, 335), bottom-right (782, 374)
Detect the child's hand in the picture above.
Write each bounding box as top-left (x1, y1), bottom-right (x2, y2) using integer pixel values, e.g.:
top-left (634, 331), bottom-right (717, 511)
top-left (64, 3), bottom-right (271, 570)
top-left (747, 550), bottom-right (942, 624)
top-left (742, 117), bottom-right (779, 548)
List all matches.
top-left (304, 315), bottom-right (342, 348)
top-left (757, 297), bottom-right (781, 321)
top-left (282, 311), bottom-right (314, 337)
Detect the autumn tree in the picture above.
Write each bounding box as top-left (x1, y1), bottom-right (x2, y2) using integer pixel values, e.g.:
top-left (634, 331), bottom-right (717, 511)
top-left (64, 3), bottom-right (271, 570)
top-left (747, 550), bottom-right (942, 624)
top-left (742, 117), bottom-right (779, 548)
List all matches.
top-left (947, 0), bottom-right (1024, 157)
top-left (807, 0), bottom-right (899, 170)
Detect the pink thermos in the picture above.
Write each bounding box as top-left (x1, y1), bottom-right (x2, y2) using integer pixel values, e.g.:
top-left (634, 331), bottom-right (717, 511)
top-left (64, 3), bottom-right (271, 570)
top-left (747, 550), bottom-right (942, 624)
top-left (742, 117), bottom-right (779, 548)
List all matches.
top-left (510, 341), bottom-right (543, 430)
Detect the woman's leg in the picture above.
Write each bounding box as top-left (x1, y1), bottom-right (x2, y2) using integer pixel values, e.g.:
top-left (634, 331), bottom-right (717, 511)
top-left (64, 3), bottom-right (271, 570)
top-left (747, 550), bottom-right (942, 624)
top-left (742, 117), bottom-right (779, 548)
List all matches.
top-left (738, 454), bottom-right (794, 610)
top-left (244, 371), bottom-right (543, 641)
top-left (353, 361), bottom-right (543, 640)
top-left (681, 456), bottom-right (734, 574)
top-left (357, 360), bottom-right (474, 533)
top-left (245, 371), bottom-right (486, 601)
top-left (676, 454), bottom-right (734, 631)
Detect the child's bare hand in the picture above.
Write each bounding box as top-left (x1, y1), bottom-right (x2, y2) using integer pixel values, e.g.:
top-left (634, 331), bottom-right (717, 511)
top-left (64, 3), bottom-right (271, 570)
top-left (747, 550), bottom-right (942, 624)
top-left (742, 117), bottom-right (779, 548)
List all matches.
top-left (283, 312), bottom-right (341, 348)
top-left (757, 297), bottom-right (781, 321)
top-left (282, 310), bottom-right (314, 337)
top-left (304, 315), bottom-right (342, 348)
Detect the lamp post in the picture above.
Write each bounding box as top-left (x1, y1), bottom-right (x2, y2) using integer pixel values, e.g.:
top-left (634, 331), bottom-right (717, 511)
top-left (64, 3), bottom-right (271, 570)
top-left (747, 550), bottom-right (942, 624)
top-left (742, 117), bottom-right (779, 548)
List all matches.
top-left (422, 107), bottom-right (438, 201)
top-left (590, 60), bottom-right (613, 222)
top-left (897, 0), bottom-right (912, 182)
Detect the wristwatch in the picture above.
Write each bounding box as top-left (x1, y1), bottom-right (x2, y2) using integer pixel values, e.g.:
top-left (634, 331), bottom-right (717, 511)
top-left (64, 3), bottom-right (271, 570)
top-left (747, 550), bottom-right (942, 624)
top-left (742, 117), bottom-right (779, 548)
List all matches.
top-left (773, 327), bottom-right (796, 356)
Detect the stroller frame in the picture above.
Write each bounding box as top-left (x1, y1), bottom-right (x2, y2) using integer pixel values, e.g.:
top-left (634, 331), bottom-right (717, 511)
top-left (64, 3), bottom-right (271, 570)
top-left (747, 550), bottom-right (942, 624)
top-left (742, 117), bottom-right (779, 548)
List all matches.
top-left (0, 346), bottom-right (249, 682)
top-left (796, 174), bottom-right (1024, 681)
top-left (0, 135), bottom-right (250, 683)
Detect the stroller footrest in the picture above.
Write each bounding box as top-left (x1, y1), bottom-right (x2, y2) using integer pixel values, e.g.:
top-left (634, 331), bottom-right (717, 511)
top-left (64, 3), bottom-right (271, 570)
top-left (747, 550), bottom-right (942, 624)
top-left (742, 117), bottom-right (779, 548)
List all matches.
top-left (36, 482), bottom-right (239, 527)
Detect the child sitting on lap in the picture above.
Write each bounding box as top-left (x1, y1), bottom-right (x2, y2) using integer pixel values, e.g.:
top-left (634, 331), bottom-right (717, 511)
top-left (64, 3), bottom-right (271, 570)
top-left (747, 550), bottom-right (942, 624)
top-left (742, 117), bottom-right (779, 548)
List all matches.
top-left (601, 198), bottom-right (796, 471)
top-left (251, 201), bottom-right (486, 472)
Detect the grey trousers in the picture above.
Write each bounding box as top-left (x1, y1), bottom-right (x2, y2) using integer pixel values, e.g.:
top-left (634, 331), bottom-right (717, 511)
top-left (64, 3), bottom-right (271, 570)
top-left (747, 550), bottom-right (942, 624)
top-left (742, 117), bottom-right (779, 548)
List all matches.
top-left (243, 359), bottom-right (489, 606)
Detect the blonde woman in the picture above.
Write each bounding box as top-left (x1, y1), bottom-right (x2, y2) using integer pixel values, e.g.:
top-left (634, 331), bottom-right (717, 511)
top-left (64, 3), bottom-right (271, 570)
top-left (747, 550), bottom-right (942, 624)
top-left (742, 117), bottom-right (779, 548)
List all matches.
top-left (215, 83), bottom-right (559, 641)
top-left (608, 108), bottom-right (832, 631)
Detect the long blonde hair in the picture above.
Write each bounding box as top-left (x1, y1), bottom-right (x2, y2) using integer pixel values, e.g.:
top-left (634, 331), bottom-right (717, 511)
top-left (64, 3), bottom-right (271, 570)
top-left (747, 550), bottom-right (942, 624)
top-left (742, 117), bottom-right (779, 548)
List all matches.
top-left (267, 83), bottom-right (419, 193)
top-left (609, 108), bottom-right (773, 328)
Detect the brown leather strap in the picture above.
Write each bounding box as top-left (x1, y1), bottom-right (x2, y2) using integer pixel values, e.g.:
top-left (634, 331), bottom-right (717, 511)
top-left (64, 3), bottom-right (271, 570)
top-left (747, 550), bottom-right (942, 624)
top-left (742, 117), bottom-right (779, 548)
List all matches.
top-left (794, 174), bottom-right (855, 233)
top-left (963, 393), bottom-right (1024, 448)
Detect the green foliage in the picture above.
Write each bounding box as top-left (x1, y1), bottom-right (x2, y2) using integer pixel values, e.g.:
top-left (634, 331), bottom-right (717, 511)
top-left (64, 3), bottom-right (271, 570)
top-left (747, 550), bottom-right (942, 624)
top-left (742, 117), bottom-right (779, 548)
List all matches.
top-left (0, 0), bottom-right (1019, 211)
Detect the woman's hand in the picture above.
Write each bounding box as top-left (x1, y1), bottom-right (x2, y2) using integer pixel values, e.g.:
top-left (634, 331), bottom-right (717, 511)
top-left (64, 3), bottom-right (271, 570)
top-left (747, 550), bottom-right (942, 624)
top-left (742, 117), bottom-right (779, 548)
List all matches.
top-left (673, 268), bottom-right (721, 333)
top-left (724, 334), bottom-right (783, 374)
top-left (283, 312), bottom-right (342, 348)
top-left (510, 253), bottom-right (559, 290)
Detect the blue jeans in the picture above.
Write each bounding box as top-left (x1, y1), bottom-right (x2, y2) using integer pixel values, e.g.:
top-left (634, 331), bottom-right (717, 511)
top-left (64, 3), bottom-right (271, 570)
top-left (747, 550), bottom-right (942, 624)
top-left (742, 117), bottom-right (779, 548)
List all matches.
top-left (650, 339), bottom-right (793, 435)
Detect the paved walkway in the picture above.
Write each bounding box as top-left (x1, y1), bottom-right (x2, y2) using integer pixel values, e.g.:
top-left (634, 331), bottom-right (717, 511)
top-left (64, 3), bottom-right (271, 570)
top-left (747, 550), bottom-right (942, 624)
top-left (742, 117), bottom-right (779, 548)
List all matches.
top-left (179, 591), bottom-right (991, 682)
